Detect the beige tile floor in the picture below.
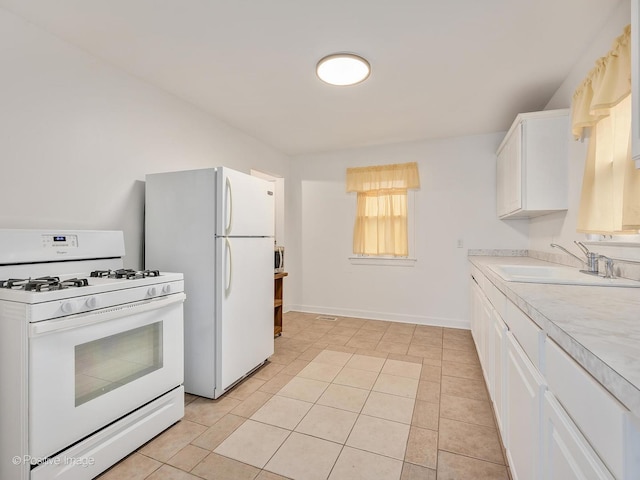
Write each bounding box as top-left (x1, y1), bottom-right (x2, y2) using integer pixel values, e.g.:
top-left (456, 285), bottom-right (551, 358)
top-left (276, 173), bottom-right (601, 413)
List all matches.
top-left (97, 312), bottom-right (512, 480)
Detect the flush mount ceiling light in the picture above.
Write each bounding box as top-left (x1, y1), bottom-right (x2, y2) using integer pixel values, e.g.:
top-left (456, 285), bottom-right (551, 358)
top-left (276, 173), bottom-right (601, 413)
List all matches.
top-left (316, 53), bottom-right (371, 86)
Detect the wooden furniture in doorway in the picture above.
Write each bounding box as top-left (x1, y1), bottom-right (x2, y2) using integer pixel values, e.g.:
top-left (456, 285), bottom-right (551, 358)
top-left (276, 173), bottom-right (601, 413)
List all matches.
top-left (274, 272), bottom-right (288, 336)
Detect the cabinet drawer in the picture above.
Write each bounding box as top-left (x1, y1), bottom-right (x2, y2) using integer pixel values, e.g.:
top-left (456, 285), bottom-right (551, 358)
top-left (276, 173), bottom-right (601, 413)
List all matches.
top-left (505, 300), bottom-right (544, 371)
top-left (546, 340), bottom-right (640, 479)
top-left (470, 265), bottom-right (485, 291)
top-left (485, 279), bottom-right (506, 319)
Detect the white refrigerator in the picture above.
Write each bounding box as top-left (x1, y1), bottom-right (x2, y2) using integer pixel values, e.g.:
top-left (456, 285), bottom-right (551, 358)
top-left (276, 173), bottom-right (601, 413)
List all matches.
top-left (145, 167), bottom-right (275, 399)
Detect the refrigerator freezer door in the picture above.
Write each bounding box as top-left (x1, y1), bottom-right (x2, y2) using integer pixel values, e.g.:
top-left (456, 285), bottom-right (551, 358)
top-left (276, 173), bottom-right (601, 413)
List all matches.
top-left (215, 236), bottom-right (274, 396)
top-left (216, 167), bottom-right (275, 237)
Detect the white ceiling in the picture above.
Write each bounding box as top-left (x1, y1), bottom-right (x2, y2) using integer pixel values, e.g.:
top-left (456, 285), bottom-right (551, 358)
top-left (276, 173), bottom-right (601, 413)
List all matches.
top-left (0, 0), bottom-right (623, 155)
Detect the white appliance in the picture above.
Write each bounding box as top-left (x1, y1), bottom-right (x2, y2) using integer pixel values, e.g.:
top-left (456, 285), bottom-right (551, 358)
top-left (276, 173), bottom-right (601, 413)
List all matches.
top-left (0, 230), bottom-right (185, 480)
top-left (145, 167), bottom-right (275, 399)
top-left (274, 245), bottom-right (285, 273)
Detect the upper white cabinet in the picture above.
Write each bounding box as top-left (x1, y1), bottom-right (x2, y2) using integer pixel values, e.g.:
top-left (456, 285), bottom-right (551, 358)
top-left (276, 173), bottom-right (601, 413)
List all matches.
top-left (496, 109), bottom-right (570, 219)
top-left (632, 0), bottom-right (640, 167)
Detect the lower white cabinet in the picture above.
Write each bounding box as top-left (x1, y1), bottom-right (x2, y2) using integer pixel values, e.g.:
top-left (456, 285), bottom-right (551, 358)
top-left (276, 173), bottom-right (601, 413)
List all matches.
top-left (505, 331), bottom-right (546, 480)
top-left (542, 391), bottom-right (614, 480)
top-left (471, 282), bottom-right (495, 398)
top-left (545, 340), bottom-right (640, 479)
top-left (490, 310), bottom-right (507, 434)
top-left (469, 264), bottom-right (640, 480)
top-left (478, 294), bottom-right (493, 382)
top-left (469, 280), bottom-right (481, 355)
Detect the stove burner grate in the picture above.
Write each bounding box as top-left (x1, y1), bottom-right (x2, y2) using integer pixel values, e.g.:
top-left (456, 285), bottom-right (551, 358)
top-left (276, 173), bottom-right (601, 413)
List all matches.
top-left (90, 269), bottom-right (161, 280)
top-left (1, 278), bottom-right (37, 289)
top-left (0, 276), bottom-right (90, 291)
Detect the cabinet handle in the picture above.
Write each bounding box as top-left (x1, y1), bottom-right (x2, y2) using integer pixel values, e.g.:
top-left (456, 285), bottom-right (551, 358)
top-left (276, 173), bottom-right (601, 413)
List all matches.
top-left (225, 238), bottom-right (232, 297)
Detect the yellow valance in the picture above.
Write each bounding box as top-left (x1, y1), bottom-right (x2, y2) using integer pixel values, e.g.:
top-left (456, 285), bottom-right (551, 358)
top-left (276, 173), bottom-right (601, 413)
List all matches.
top-left (346, 162), bottom-right (420, 193)
top-left (572, 24), bottom-right (631, 140)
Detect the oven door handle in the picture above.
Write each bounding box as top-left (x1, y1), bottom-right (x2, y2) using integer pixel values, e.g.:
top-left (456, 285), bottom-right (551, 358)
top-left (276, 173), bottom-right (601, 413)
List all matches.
top-left (29, 292), bottom-right (186, 336)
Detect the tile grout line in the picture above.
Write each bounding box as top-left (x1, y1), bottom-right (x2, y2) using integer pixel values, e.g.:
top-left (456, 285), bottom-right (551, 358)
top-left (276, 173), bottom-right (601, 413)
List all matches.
top-left (324, 354), bottom-right (363, 480)
top-left (435, 332), bottom-right (443, 478)
top-left (259, 351), bottom-right (356, 480)
top-left (436, 448), bottom-right (509, 467)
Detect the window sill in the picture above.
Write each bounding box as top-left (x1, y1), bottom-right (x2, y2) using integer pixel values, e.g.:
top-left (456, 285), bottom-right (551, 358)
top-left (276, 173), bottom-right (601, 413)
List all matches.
top-left (348, 256), bottom-right (417, 267)
top-left (583, 241), bottom-right (640, 247)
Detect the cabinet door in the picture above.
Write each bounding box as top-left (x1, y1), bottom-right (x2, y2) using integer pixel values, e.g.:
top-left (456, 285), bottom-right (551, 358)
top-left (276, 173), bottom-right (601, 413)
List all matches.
top-left (542, 392), bottom-right (614, 480)
top-left (491, 311), bottom-right (507, 435)
top-left (496, 148), bottom-right (508, 217)
top-left (470, 280), bottom-right (482, 354)
top-left (505, 331), bottom-right (545, 480)
top-left (470, 280), bottom-right (490, 366)
top-left (480, 296), bottom-right (494, 389)
top-left (505, 124), bottom-right (523, 214)
top-left (496, 124), bottom-right (523, 217)
top-left (545, 339), bottom-right (640, 479)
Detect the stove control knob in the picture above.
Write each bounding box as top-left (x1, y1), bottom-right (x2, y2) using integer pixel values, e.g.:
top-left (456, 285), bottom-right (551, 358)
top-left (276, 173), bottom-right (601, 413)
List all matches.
top-left (61, 301), bottom-right (78, 314)
top-left (162, 284), bottom-right (172, 295)
top-left (85, 296), bottom-right (99, 309)
top-left (147, 287), bottom-right (158, 297)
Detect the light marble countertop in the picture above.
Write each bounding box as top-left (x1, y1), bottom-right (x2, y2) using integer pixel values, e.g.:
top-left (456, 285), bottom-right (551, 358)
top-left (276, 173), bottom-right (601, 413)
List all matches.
top-left (468, 255), bottom-right (640, 418)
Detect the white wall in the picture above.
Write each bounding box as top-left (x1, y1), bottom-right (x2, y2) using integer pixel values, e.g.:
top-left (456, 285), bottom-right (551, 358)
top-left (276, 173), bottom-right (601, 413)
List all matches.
top-left (0, 8), bottom-right (290, 269)
top-left (285, 0), bottom-right (635, 324)
top-left (3, 0), bottom-right (632, 324)
top-left (530, 0), bottom-right (633, 255)
top-left (289, 134), bottom-right (529, 327)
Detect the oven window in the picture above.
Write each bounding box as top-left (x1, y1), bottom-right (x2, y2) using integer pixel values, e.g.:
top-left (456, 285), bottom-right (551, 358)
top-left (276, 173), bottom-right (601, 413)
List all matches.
top-left (75, 322), bottom-right (163, 406)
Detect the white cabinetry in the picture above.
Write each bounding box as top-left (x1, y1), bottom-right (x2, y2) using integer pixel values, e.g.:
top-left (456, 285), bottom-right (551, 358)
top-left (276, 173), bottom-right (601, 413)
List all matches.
top-left (505, 332), bottom-right (545, 480)
top-left (469, 263), bottom-right (640, 480)
top-left (545, 340), bottom-right (640, 479)
top-left (470, 270), bottom-right (495, 385)
top-left (471, 271), bottom-right (507, 434)
top-left (491, 311), bottom-right (507, 433)
top-left (542, 392), bottom-right (615, 480)
top-left (496, 109), bottom-right (569, 219)
top-left (496, 123), bottom-right (522, 216)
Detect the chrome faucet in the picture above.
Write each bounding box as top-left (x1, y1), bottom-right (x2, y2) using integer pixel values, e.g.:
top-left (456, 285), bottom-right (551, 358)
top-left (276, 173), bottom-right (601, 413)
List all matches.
top-left (550, 242), bottom-right (599, 274)
top-left (599, 255), bottom-right (615, 279)
top-left (574, 241), bottom-right (600, 273)
top-left (597, 255), bottom-right (640, 279)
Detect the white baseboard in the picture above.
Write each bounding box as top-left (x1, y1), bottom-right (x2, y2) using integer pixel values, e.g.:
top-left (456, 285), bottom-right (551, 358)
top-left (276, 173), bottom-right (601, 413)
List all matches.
top-left (286, 304), bottom-right (470, 330)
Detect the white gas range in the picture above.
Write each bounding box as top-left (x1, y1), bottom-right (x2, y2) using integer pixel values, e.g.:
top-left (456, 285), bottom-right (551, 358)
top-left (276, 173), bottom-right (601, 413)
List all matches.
top-left (0, 230), bottom-right (185, 480)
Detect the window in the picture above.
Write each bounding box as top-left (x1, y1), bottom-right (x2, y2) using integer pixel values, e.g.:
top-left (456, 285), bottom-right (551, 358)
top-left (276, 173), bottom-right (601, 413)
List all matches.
top-left (346, 162), bottom-right (420, 257)
top-left (572, 24), bottom-right (640, 234)
top-left (577, 95), bottom-right (640, 233)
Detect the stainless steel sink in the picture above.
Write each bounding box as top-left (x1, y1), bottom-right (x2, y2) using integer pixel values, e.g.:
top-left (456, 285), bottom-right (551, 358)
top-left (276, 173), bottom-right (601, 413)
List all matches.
top-left (487, 264), bottom-right (640, 287)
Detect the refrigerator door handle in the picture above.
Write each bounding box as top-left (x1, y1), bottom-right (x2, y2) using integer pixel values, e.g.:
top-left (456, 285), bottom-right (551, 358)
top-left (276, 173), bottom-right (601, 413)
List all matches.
top-left (225, 176), bottom-right (233, 236)
top-left (225, 238), bottom-right (232, 297)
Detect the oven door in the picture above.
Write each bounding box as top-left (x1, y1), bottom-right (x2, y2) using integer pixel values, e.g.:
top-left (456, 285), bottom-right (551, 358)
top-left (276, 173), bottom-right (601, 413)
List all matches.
top-left (28, 292), bottom-right (185, 460)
